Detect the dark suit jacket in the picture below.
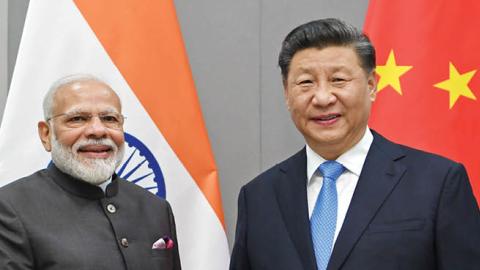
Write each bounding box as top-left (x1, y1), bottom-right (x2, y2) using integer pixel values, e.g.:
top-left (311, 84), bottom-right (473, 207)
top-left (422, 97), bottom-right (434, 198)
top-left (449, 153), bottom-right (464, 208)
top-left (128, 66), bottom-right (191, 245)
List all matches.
top-left (0, 164), bottom-right (181, 270)
top-left (230, 131), bottom-right (480, 270)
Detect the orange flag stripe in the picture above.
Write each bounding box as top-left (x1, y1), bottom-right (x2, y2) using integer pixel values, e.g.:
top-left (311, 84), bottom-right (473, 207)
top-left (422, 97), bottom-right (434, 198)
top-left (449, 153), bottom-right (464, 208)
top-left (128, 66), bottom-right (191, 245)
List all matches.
top-left (74, 0), bottom-right (225, 227)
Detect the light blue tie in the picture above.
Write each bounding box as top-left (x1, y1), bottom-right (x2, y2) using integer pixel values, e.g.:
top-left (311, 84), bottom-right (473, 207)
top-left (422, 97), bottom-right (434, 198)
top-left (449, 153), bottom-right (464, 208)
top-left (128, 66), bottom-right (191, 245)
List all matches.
top-left (311, 160), bottom-right (345, 270)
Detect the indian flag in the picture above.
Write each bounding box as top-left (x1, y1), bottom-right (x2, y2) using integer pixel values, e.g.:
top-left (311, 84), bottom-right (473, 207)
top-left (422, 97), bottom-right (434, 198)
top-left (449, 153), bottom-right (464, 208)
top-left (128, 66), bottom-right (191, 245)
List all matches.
top-left (0, 0), bottom-right (229, 269)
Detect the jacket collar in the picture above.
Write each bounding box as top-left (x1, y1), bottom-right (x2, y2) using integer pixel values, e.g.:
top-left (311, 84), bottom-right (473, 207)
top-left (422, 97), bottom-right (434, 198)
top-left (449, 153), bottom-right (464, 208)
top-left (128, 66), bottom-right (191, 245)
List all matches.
top-left (275, 148), bottom-right (317, 270)
top-left (47, 163), bottom-right (119, 199)
top-left (328, 130), bottom-right (407, 269)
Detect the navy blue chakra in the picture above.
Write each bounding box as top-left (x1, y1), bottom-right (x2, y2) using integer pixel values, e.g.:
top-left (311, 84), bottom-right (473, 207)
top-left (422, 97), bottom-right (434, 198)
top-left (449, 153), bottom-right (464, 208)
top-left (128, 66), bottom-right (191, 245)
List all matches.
top-left (117, 132), bottom-right (166, 198)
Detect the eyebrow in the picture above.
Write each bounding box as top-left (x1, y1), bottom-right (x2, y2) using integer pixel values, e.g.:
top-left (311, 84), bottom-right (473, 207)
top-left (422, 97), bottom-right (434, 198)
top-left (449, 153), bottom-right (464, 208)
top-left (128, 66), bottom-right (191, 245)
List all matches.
top-left (298, 64), bottom-right (349, 72)
top-left (63, 108), bottom-right (119, 115)
top-left (293, 65), bottom-right (353, 77)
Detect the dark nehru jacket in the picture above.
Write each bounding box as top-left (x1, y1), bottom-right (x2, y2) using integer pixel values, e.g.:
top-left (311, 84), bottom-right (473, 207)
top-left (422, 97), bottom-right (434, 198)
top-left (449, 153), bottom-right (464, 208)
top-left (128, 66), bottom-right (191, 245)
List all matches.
top-left (0, 164), bottom-right (181, 270)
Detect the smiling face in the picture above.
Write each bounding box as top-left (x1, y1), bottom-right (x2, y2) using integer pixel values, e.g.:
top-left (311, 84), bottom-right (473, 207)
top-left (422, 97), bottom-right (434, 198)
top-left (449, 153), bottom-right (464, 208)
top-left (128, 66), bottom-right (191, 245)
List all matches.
top-left (38, 79), bottom-right (125, 184)
top-left (284, 46), bottom-right (376, 160)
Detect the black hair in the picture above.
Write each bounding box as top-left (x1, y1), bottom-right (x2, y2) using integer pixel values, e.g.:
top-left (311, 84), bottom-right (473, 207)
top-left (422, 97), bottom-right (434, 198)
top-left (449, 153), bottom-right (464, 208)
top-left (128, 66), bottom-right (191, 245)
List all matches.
top-left (278, 18), bottom-right (376, 81)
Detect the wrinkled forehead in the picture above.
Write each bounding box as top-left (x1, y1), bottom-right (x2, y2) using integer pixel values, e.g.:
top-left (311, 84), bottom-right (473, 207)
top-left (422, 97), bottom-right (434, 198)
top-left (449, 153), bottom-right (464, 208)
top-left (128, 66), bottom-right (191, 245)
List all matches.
top-left (289, 46), bottom-right (363, 73)
top-left (53, 80), bottom-right (122, 114)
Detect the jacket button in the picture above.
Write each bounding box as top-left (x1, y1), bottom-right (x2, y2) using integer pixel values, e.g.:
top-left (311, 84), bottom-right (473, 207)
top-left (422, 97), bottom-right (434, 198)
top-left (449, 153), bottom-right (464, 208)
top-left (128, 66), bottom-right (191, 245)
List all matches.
top-left (120, 238), bottom-right (129, 247)
top-left (106, 204), bottom-right (116, 213)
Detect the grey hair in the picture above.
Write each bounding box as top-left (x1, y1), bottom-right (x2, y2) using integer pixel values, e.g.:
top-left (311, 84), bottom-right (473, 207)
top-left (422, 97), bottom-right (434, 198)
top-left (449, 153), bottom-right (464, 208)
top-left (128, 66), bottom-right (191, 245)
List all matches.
top-left (43, 74), bottom-right (117, 120)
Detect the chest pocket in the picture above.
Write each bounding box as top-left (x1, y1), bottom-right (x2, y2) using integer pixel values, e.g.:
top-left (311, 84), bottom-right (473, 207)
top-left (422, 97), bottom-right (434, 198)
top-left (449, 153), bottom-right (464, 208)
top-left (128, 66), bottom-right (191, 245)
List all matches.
top-left (366, 219), bottom-right (425, 234)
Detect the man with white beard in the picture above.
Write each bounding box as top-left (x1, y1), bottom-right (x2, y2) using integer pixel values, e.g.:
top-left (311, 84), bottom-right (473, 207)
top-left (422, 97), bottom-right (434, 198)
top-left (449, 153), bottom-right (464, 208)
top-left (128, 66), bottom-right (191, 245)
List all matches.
top-left (0, 75), bottom-right (181, 270)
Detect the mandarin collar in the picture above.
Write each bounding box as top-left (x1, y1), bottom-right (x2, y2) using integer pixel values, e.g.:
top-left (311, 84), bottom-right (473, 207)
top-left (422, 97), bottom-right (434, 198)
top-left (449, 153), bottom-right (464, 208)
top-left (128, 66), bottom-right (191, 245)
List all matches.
top-left (47, 163), bottom-right (119, 199)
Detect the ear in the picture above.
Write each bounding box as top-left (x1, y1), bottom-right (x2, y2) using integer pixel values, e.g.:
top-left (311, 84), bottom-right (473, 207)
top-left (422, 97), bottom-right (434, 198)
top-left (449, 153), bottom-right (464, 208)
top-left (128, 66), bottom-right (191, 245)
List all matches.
top-left (367, 71), bottom-right (377, 102)
top-left (38, 121), bottom-right (52, 152)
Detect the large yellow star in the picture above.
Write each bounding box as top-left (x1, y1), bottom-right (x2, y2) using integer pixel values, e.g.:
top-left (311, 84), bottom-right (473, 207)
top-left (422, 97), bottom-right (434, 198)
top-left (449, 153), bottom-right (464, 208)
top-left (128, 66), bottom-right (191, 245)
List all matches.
top-left (434, 62), bottom-right (477, 109)
top-left (376, 50), bottom-right (413, 95)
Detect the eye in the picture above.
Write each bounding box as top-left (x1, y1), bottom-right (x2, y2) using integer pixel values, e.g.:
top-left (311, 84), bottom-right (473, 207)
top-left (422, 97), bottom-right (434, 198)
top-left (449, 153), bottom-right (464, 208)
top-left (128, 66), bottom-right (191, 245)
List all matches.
top-left (331, 77), bottom-right (350, 87)
top-left (332, 77), bottom-right (346, 82)
top-left (100, 114), bottom-right (120, 123)
top-left (299, 79), bottom-right (313, 85)
top-left (67, 115), bottom-right (89, 123)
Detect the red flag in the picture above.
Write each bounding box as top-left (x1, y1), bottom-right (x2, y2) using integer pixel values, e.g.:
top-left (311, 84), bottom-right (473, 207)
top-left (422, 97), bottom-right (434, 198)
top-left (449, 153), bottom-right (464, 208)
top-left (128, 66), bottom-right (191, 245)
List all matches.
top-left (364, 0), bottom-right (480, 202)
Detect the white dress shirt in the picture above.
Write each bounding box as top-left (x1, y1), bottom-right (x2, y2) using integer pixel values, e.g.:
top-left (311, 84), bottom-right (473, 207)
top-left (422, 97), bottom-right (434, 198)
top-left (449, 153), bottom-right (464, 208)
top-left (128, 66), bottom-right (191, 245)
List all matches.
top-left (306, 128), bottom-right (373, 243)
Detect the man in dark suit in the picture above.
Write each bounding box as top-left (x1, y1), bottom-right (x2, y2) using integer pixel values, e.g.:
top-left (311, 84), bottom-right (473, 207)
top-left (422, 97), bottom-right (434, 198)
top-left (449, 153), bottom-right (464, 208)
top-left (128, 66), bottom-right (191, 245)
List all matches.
top-left (0, 75), bottom-right (181, 269)
top-left (230, 18), bottom-right (480, 270)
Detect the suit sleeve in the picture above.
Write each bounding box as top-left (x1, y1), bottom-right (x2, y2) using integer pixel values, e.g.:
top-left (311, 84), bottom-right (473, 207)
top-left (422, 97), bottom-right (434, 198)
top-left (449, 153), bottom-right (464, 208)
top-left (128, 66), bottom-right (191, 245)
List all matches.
top-left (435, 163), bottom-right (480, 269)
top-left (166, 201), bottom-right (182, 270)
top-left (0, 197), bottom-right (34, 269)
top-left (229, 186), bottom-right (251, 270)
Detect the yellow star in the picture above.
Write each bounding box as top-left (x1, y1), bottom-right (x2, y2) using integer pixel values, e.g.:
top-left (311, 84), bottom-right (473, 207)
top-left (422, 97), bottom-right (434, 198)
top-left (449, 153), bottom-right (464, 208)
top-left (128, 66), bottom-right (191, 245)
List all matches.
top-left (434, 62), bottom-right (477, 109)
top-left (376, 50), bottom-right (413, 95)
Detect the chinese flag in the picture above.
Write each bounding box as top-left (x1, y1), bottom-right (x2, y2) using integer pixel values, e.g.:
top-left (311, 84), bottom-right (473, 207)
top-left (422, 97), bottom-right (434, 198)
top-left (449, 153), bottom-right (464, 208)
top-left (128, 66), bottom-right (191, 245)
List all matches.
top-left (364, 0), bottom-right (480, 202)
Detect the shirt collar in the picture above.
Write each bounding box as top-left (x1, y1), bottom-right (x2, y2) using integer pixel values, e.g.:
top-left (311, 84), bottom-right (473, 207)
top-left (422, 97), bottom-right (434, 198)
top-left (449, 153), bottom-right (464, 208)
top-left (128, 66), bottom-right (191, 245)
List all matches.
top-left (306, 127), bottom-right (373, 184)
top-left (98, 177), bottom-right (112, 192)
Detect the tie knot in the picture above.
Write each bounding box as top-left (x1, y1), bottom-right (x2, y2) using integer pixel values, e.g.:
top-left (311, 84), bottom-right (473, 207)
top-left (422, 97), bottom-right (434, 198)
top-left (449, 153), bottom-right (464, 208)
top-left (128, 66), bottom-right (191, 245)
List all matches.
top-left (318, 160), bottom-right (345, 182)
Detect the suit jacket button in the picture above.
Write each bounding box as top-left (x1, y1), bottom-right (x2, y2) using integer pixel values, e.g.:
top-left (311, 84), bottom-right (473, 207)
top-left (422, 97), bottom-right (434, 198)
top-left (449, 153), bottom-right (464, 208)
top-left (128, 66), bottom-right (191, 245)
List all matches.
top-left (120, 238), bottom-right (129, 247)
top-left (106, 203), bottom-right (116, 213)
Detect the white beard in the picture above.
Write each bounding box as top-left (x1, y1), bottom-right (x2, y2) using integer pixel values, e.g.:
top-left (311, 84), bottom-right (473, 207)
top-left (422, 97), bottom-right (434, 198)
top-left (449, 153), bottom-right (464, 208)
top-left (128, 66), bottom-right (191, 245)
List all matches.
top-left (50, 135), bottom-right (125, 185)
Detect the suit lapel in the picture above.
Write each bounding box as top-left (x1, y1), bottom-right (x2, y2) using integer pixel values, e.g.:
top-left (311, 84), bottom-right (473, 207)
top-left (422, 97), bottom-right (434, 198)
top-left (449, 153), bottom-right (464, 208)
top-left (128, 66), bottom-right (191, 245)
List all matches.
top-left (328, 131), bottom-right (407, 270)
top-left (274, 148), bottom-right (317, 270)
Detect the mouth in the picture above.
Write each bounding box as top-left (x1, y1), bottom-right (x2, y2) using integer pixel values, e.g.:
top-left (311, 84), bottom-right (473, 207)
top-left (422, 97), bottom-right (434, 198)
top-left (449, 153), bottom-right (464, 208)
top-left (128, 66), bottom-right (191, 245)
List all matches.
top-left (311, 113), bottom-right (341, 126)
top-left (77, 145), bottom-right (113, 158)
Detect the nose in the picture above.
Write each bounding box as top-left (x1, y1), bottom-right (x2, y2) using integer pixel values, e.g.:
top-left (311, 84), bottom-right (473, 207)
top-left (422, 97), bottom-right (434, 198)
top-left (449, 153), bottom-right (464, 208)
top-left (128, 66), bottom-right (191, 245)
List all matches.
top-left (312, 83), bottom-right (336, 107)
top-left (84, 116), bottom-right (108, 138)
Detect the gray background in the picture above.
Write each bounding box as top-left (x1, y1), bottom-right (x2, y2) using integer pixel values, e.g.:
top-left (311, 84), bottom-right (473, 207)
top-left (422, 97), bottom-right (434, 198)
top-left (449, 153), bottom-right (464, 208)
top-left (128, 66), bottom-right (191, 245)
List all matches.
top-left (0, 0), bottom-right (370, 250)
